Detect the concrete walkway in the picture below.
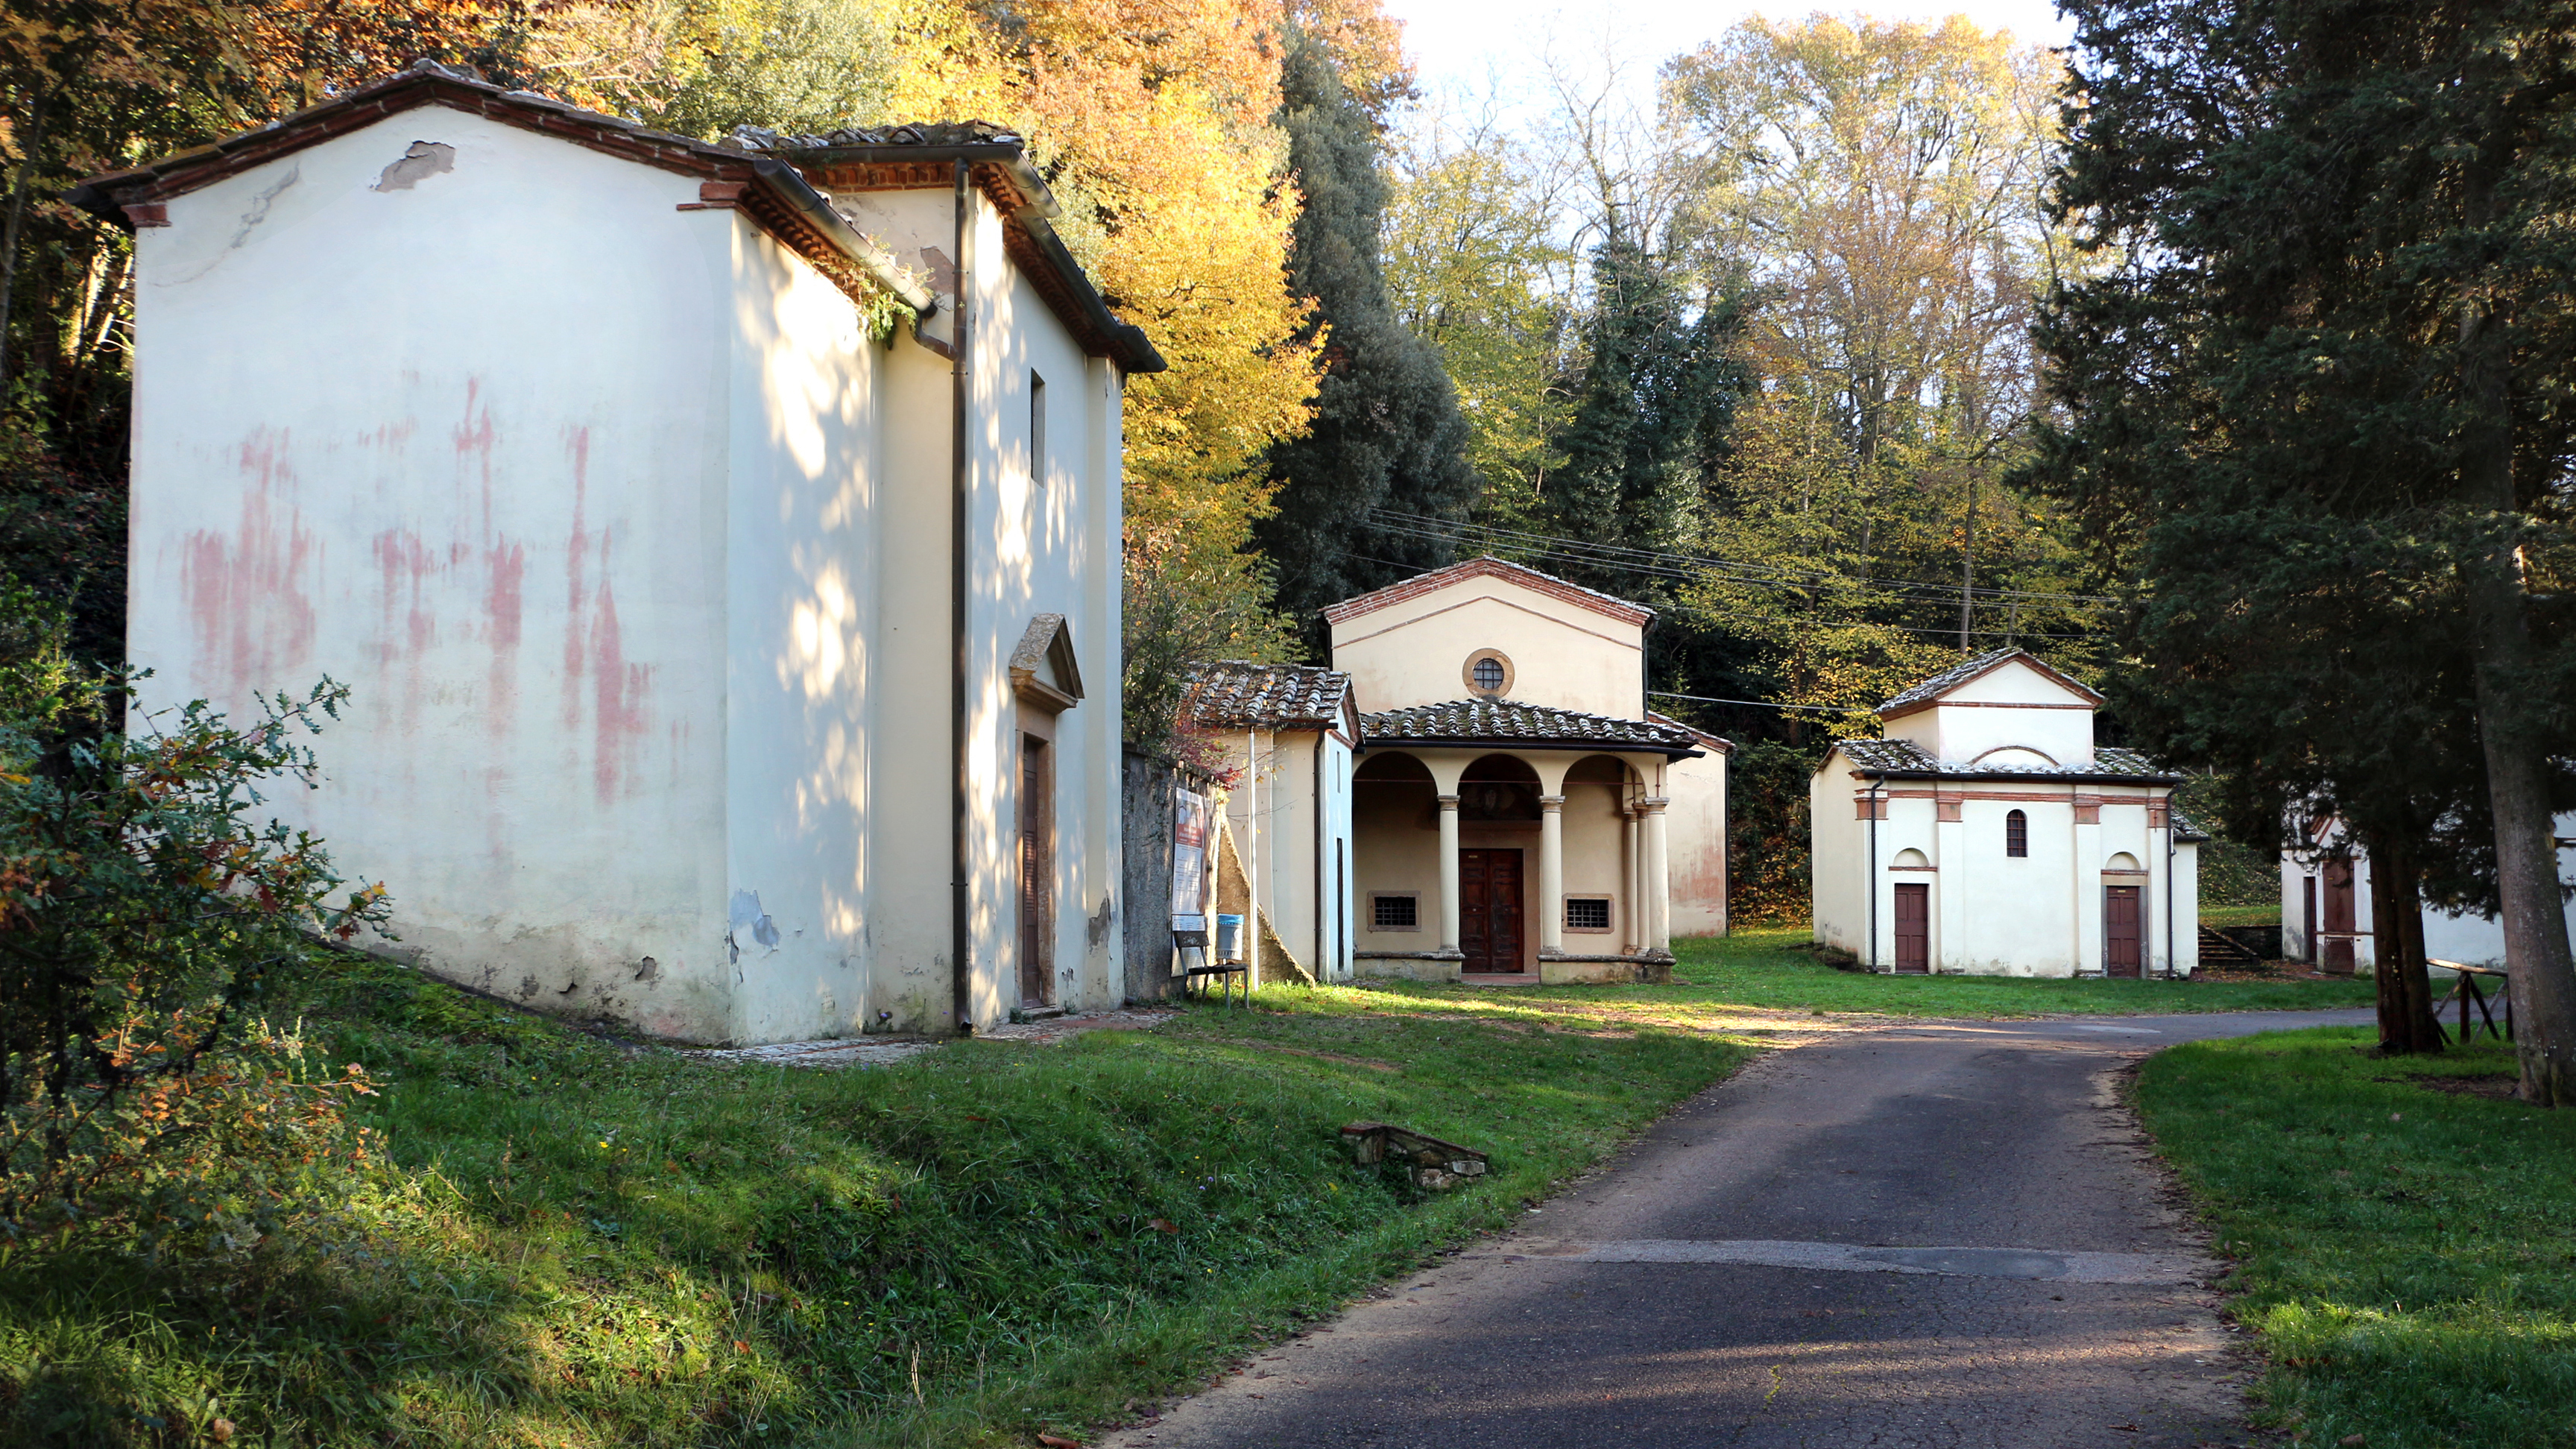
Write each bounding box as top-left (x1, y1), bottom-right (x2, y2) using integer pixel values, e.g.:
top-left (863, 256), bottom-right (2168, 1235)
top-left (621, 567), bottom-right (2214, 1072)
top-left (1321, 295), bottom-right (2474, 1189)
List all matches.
top-left (1106, 1008), bottom-right (2372, 1449)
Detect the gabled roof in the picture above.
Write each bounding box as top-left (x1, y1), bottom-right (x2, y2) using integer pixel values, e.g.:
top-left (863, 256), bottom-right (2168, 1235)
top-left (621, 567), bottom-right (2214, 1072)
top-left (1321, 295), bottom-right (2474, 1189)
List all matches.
top-left (1181, 661), bottom-right (1352, 732)
top-left (1877, 648), bottom-right (2105, 720)
top-left (66, 60), bottom-right (1163, 373)
top-left (1647, 710), bottom-right (1736, 756)
top-left (1322, 556), bottom-right (1654, 630)
top-left (1360, 699), bottom-right (1705, 757)
top-left (1834, 737), bottom-right (2179, 784)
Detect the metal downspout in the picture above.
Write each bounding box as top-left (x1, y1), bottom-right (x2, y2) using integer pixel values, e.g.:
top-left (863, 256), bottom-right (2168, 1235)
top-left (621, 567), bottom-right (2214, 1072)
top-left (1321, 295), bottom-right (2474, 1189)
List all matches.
top-left (950, 160), bottom-right (974, 1033)
top-left (2164, 803), bottom-right (2176, 979)
top-left (1867, 778), bottom-right (1882, 971)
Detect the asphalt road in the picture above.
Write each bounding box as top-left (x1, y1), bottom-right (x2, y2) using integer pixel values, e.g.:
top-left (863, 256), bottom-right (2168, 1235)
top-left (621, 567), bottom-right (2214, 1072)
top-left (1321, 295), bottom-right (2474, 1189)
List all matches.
top-left (1105, 1007), bottom-right (2374, 1449)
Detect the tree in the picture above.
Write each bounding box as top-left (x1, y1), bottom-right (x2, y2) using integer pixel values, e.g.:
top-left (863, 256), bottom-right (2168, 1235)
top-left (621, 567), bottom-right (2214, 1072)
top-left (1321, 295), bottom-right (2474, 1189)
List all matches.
top-left (1381, 103), bottom-right (1579, 530)
top-left (1254, 28), bottom-right (1479, 637)
top-left (2040, 0), bottom-right (2576, 1076)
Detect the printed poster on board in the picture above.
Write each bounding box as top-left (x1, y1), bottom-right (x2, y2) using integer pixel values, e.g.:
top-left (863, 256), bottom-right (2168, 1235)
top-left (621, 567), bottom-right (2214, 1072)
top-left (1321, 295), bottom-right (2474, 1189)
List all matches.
top-left (1170, 789), bottom-right (1212, 931)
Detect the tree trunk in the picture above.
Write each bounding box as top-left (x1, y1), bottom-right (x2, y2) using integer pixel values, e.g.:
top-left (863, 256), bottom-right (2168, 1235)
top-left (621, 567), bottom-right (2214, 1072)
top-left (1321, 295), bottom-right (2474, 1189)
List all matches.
top-left (2458, 289), bottom-right (2576, 1103)
top-left (2367, 835), bottom-right (2444, 1055)
top-left (0, 86), bottom-right (50, 394)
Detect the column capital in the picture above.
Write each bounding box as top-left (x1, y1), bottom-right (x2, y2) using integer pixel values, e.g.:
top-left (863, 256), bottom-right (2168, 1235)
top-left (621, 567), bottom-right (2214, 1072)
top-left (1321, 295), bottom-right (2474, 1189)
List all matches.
top-left (1638, 796), bottom-right (1670, 815)
top-left (1436, 793), bottom-right (1461, 808)
top-left (1538, 794), bottom-right (1566, 810)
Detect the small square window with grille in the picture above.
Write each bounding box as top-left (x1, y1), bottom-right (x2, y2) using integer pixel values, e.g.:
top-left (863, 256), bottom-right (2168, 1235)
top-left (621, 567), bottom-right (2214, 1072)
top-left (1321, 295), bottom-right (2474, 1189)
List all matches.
top-left (1372, 894), bottom-right (1418, 929)
top-left (2005, 808), bottom-right (2029, 858)
top-left (1565, 897), bottom-right (1611, 931)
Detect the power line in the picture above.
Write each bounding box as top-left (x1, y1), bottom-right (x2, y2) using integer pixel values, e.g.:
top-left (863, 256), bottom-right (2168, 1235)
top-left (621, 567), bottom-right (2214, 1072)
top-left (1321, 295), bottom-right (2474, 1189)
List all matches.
top-left (1650, 690), bottom-right (1866, 715)
top-left (1366, 506), bottom-right (2124, 610)
top-left (1336, 550), bottom-right (2093, 642)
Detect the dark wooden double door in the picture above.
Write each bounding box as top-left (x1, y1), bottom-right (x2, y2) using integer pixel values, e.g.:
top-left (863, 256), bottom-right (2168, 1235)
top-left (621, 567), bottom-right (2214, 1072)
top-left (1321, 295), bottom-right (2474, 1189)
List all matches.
top-left (1460, 848), bottom-right (1525, 974)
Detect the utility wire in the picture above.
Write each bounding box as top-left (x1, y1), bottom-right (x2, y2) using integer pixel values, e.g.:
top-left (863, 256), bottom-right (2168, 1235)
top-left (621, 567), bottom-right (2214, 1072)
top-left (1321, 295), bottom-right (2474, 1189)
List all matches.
top-left (1650, 691), bottom-right (1867, 715)
top-left (1339, 543), bottom-right (2103, 642)
top-left (1366, 505), bottom-right (2124, 608)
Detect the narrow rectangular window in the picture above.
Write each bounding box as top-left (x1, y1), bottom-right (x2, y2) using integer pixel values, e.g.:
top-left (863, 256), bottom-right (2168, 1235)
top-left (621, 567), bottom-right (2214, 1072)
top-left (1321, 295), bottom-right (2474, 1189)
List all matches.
top-left (2005, 808), bottom-right (2028, 857)
top-left (1565, 897), bottom-right (1612, 932)
top-left (1029, 370), bottom-right (1047, 486)
top-left (1371, 893), bottom-right (1418, 930)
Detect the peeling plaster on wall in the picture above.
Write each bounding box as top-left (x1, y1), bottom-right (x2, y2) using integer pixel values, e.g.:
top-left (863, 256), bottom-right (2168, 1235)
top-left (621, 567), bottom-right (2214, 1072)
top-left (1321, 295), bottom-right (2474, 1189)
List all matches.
top-left (373, 141), bottom-right (455, 192)
top-left (729, 889), bottom-right (781, 965)
top-left (1087, 892), bottom-right (1115, 949)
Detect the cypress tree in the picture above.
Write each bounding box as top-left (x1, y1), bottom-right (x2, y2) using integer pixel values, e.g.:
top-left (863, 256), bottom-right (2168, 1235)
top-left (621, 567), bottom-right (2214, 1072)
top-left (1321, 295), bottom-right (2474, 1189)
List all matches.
top-left (2040, 0), bottom-right (2576, 1070)
top-left (1256, 30), bottom-right (1480, 637)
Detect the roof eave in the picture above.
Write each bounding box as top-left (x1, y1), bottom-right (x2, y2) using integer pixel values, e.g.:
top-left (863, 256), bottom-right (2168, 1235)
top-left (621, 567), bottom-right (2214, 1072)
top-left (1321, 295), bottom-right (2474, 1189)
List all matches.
top-left (1849, 766), bottom-right (2184, 786)
top-left (770, 142), bottom-right (1165, 374)
top-left (1360, 734), bottom-right (1705, 760)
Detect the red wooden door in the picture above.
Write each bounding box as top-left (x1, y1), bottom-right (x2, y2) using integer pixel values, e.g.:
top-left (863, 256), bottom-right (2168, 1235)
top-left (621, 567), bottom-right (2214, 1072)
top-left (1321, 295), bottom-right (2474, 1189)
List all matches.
top-left (1460, 849), bottom-right (1524, 973)
top-left (2104, 885), bottom-right (2142, 979)
top-left (2303, 875), bottom-right (2319, 963)
top-left (1018, 734), bottom-right (1053, 1007)
top-left (1893, 883), bottom-right (1930, 974)
top-left (2321, 858), bottom-right (2356, 974)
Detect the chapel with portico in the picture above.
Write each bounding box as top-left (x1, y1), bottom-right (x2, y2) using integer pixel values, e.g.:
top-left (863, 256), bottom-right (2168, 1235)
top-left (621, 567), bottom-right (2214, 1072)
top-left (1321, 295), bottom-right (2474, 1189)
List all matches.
top-left (1325, 558), bottom-right (1731, 983)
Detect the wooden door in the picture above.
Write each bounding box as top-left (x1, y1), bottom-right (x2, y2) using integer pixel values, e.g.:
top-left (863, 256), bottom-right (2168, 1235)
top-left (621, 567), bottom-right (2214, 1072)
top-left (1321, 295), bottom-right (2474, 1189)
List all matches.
top-left (1893, 883), bottom-right (1930, 974)
top-left (1459, 848), bottom-right (1524, 973)
top-left (1017, 734), bottom-right (1053, 1007)
top-left (2104, 885), bottom-right (2142, 979)
top-left (2320, 858), bottom-right (2355, 975)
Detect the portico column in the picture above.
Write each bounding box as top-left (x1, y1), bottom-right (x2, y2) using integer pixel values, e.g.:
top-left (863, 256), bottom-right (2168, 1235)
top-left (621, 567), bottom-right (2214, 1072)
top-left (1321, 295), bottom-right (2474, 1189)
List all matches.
top-left (1538, 794), bottom-right (1567, 954)
top-left (1437, 792), bottom-right (1462, 952)
top-left (1623, 806), bottom-right (1642, 953)
top-left (1641, 797), bottom-right (1671, 953)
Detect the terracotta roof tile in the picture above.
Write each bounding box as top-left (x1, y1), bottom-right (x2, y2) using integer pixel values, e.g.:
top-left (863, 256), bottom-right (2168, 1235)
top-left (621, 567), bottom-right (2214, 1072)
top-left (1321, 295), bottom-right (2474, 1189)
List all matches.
top-left (1876, 648), bottom-right (2106, 716)
top-left (1837, 738), bottom-right (2181, 783)
top-left (1359, 698), bottom-right (1705, 754)
top-left (1181, 661), bottom-right (1351, 730)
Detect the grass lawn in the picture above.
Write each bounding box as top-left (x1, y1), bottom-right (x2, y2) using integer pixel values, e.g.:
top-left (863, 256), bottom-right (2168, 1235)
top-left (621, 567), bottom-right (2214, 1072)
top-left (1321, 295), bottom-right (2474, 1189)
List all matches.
top-left (2136, 1028), bottom-right (2576, 1449)
top-left (0, 950), bottom-right (1755, 1449)
top-left (1393, 926), bottom-right (2373, 1023)
top-left (2203, 902), bottom-right (2285, 929)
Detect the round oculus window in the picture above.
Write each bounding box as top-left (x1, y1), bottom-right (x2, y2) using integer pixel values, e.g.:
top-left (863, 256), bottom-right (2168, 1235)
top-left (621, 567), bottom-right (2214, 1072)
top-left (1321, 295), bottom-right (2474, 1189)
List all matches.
top-left (1473, 657), bottom-right (1506, 691)
top-left (1462, 649), bottom-right (1514, 695)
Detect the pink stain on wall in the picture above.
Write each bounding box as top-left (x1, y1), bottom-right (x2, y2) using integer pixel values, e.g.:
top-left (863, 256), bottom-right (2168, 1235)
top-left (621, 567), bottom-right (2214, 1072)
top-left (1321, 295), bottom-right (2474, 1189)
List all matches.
top-left (589, 578), bottom-right (653, 802)
top-left (180, 429), bottom-right (319, 702)
top-left (370, 528), bottom-right (441, 727)
top-left (484, 539), bottom-right (525, 736)
top-left (453, 379), bottom-right (497, 526)
top-left (562, 427), bottom-right (591, 731)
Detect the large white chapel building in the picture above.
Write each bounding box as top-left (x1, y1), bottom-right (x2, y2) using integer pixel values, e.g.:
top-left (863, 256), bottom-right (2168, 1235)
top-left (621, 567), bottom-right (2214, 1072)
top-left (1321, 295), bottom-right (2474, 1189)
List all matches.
top-left (1811, 649), bottom-right (2205, 977)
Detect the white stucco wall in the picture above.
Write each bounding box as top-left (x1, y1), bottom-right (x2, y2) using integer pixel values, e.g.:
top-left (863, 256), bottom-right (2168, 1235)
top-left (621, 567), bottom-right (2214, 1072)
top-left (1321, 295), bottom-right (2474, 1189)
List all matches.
top-left (1881, 660), bottom-right (2097, 766)
top-left (1666, 746), bottom-right (1730, 936)
top-left (130, 110), bottom-right (742, 1038)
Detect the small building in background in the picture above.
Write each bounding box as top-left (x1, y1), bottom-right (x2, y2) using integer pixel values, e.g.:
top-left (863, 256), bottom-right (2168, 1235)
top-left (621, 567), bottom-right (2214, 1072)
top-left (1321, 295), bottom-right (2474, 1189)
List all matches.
top-left (1809, 649), bottom-right (2206, 977)
top-left (1325, 558), bottom-right (1730, 984)
top-left (2280, 815), bottom-right (2576, 970)
top-left (1177, 662), bottom-right (1360, 985)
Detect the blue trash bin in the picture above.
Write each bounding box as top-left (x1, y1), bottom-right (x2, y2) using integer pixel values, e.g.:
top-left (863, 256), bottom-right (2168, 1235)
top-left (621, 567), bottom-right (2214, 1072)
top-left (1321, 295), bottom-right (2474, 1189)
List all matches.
top-left (1215, 914), bottom-right (1245, 964)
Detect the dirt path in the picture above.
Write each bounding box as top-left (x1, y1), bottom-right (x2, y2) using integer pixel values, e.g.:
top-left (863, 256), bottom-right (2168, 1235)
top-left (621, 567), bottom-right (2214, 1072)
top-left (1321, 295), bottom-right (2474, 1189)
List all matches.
top-left (1105, 1008), bottom-right (2372, 1449)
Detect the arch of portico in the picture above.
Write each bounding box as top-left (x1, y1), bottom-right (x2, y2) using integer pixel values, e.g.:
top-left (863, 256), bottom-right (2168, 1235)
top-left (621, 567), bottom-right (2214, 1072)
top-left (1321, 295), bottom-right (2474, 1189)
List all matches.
top-left (1351, 745), bottom-right (1674, 973)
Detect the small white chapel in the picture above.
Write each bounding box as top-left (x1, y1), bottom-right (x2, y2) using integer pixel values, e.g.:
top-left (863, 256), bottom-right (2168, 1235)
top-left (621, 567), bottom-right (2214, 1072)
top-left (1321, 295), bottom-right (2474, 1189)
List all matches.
top-left (1810, 650), bottom-right (2206, 977)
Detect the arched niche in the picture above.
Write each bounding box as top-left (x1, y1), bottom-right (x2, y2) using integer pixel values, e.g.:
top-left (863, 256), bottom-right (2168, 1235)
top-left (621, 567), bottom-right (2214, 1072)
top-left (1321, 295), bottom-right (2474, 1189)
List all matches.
top-left (1459, 753), bottom-right (1541, 821)
top-left (1892, 847), bottom-right (1932, 869)
top-left (2104, 850), bottom-right (2143, 873)
top-left (1974, 745), bottom-right (2059, 768)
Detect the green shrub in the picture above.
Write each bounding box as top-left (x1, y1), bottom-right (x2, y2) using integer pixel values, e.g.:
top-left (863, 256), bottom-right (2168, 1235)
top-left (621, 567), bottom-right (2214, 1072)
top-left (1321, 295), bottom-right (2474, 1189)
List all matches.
top-left (0, 600), bottom-right (388, 1260)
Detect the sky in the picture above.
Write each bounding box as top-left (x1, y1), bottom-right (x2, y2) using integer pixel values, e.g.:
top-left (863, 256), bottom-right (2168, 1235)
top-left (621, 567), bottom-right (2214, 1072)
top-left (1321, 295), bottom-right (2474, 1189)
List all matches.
top-left (1380, 0), bottom-right (2078, 104)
